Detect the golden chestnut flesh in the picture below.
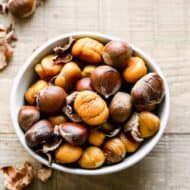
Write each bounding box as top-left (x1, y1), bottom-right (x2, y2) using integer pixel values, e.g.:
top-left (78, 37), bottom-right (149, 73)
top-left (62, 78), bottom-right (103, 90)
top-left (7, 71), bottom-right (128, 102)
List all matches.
top-left (35, 54), bottom-right (62, 80)
top-left (104, 138), bottom-right (126, 164)
top-left (109, 92), bottom-right (132, 123)
top-left (36, 86), bottom-right (67, 114)
top-left (120, 133), bottom-right (140, 153)
top-left (75, 77), bottom-right (93, 91)
top-left (123, 57), bottom-right (147, 83)
top-left (18, 106), bottom-right (40, 131)
top-left (74, 91), bottom-right (109, 126)
top-left (48, 115), bottom-right (67, 126)
top-left (79, 147), bottom-right (105, 169)
top-left (25, 120), bottom-right (53, 148)
top-left (55, 143), bottom-right (83, 164)
top-left (103, 40), bottom-right (132, 68)
top-left (91, 65), bottom-right (121, 98)
top-left (88, 129), bottom-right (105, 146)
top-left (82, 65), bottom-right (96, 77)
top-left (71, 37), bottom-right (104, 64)
top-left (139, 111), bottom-right (160, 138)
top-left (54, 62), bottom-right (81, 90)
top-left (24, 80), bottom-right (48, 105)
top-left (57, 122), bottom-right (88, 146)
top-left (131, 72), bottom-right (164, 111)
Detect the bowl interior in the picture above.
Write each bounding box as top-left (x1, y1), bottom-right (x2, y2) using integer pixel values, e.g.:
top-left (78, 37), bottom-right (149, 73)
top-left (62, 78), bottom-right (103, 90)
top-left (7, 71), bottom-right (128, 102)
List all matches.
top-left (10, 32), bottom-right (170, 175)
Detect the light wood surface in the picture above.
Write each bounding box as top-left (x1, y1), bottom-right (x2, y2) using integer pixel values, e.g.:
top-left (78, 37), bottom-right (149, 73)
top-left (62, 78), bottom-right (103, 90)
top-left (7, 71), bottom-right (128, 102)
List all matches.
top-left (0, 0), bottom-right (190, 189)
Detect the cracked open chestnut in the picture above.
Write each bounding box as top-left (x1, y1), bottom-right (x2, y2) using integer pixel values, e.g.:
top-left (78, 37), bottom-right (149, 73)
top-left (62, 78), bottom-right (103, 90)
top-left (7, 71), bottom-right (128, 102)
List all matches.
top-left (55, 122), bottom-right (88, 146)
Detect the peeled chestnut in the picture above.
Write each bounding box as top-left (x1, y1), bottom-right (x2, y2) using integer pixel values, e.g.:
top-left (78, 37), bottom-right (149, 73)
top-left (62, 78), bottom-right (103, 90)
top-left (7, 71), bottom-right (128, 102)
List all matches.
top-left (88, 129), bottom-right (105, 146)
top-left (104, 138), bottom-right (126, 164)
top-left (55, 143), bottom-right (83, 164)
top-left (109, 92), bottom-right (132, 123)
top-left (18, 106), bottom-right (40, 131)
top-left (36, 86), bottom-right (67, 114)
top-left (8, 0), bottom-right (37, 18)
top-left (131, 72), bottom-right (164, 111)
top-left (48, 115), bottom-right (67, 126)
top-left (102, 40), bottom-right (132, 68)
top-left (91, 65), bottom-right (121, 98)
top-left (139, 111), bottom-right (160, 138)
top-left (56, 122), bottom-right (88, 146)
top-left (74, 91), bottom-right (109, 126)
top-left (82, 65), bottom-right (96, 77)
top-left (120, 133), bottom-right (140, 153)
top-left (25, 80), bottom-right (48, 105)
top-left (25, 120), bottom-right (53, 148)
top-left (79, 147), bottom-right (105, 169)
top-left (75, 77), bottom-right (93, 91)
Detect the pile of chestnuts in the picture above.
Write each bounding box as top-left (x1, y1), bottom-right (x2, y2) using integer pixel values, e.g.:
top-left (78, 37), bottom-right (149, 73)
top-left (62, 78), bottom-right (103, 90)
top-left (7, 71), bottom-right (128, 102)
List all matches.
top-left (18, 36), bottom-right (164, 169)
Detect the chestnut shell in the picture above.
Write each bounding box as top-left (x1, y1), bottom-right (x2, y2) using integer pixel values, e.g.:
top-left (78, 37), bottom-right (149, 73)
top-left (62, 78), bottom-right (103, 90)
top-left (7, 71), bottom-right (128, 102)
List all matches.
top-left (36, 86), bottom-right (67, 114)
top-left (131, 72), bottom-right (164, 111)
top-left (25, 120), bottom-right (53, 148)
top-left (91, 65), bottom-right (121, 98)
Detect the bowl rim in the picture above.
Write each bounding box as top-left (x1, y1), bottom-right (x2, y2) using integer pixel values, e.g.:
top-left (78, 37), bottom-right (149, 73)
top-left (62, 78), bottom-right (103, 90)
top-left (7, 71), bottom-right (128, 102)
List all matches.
top-left (10, 32), bottom-right (170, 175)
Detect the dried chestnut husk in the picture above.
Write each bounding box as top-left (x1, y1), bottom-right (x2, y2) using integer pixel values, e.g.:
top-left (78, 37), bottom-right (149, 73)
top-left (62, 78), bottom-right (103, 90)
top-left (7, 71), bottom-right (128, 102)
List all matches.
top-left (109, 92), bottom-right (132, 123)
top-left (91, 65), bottom-right (121, 98)
top-left (18, 106), bottom-right (40, 131)
top-left (25, 120), bottom-right (53, 148)
top-left (36, 85), bottom-right (67, 114)
top-left (102, 40), bottom-right (132, 68)
top-left (62, 91), bottom-right (82, 122)
top-left (131, 72), bottom-right (164, 111)
top-left (124, 113), bottom-right (144, 142)
top-left (55, 122), bottom-right (88, 146)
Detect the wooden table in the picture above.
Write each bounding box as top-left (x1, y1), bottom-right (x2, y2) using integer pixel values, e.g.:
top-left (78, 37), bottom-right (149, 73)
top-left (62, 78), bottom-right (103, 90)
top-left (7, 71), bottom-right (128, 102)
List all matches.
top-left (0, 0), bottom-right (190, 189)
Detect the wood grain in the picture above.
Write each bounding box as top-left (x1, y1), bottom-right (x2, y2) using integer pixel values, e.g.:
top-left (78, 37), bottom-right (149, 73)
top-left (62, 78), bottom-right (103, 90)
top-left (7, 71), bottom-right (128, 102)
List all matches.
top-left (0, 0), bottom-right (190, 189)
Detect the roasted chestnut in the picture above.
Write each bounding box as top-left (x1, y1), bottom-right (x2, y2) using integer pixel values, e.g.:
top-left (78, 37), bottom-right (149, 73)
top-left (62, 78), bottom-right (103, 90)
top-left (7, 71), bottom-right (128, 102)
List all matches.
top-left (82, 65), bottom-right (96, 77)
top-left (120, 133), bottom-right (140, 153)
top-left (79, 147), bottom-right (105, 169)
top-left (102, 40), bottom-right (132, 68)
top-left (18, 106), bottom-right (40, 131)
top-left (91, 65), bottom-right (121, 98)
top-left (104, 138), bottom-right (126, 164)
top-left (55, 122), bottom-right (88, 146)
top-left (88, 129), bottom-right (105, 146)
top-left (25, 80), bottom-right (48, 105)
top-left (55, 143), bottom-right (83, 164)
top-left (36, 86), bottom-right (67, 114)
top-left (139, 111), bottom-right (160, 138)
top-left (48, 115), bottom-right (67, 126)
top-left (75, 77), bottom-right (93, 91)
top-left (74, 91), bottom-right (109, 126)
top-left (109, 92), bottom-right (132, 123)
top-left (54, 62), bottom-right (81, 91)
top-left (123, 57), bottom-right (147, 83)
top-left (131, 72), bottom-right (164, 111)
top-left (25, 120), bottom-right (53, 148)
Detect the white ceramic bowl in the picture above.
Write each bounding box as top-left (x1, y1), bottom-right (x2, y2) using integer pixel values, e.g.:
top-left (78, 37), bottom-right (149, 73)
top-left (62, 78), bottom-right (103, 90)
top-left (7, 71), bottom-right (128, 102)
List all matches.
top-left (10, 32), bottom-right (170, 175)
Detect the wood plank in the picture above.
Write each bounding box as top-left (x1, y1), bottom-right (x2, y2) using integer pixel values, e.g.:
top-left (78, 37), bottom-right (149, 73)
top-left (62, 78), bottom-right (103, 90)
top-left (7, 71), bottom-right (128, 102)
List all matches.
top-left (0, 133), bottom-right (189, 190)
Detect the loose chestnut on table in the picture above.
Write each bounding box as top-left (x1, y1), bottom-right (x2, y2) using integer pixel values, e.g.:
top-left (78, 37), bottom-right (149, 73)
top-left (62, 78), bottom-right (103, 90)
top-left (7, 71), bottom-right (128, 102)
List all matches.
top-left (17, 35), bottom-right (165, 170)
